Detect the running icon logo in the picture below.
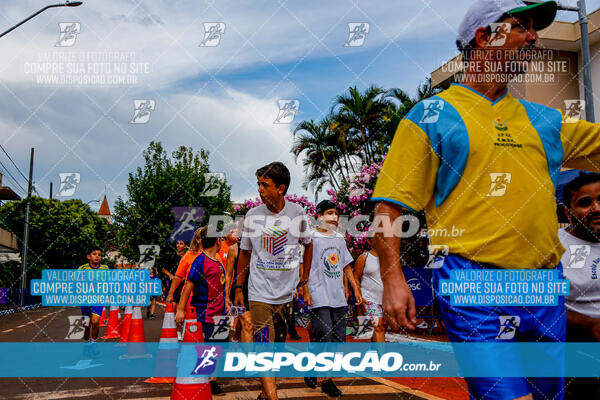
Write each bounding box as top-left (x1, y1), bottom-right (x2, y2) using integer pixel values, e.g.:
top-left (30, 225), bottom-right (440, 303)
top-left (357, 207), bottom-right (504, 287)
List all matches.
top-left (424, 245), bottom-right (449, 269)
top-left (199, 23), bottom-right (225, 47)
top-left (209, 316), bottom-right (234, 341)
top-left (138, 245), bottom-right (160, 269)
top-left (170, 207), bottom-right (204, 242)
top-left (419, 99), bottom-right (444, 124)
top-left (200, 172), bottom-right (225, 197)
top-left (345, 23), bottom-right (370, 47)
top-left (274, 100), bottom-right (299, 124)
top-left (486, 172), bottom-right (511, 197)
top-left (130, 99), bottom-right (156, 124)
top-left (192, 345), bottom-right (222, 375)
top-left (488, 23), bottom-right (511, 46)
top-left (55, 22), bottom-right (81, 47)
top-left (56, 172), bottom-right (81, 197)
top-left (261, 226), bottom-right (288, 256)
top-left (563, 99), bottom-right (585, 123)
top-left (65, 316), bottom-right (89, 340)
top-left (496, 315), bottom-right (520, 340)
top-left (567, 245), bottom-right (591, 269)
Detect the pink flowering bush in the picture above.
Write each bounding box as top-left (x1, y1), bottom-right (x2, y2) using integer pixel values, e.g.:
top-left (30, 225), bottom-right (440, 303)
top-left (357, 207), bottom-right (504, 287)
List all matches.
top-left (329, 160), bottom-right (429, 263)
top-left (234, 194), bottom-right (316, 217)
top-left (328, 162), bottom-right (382, 257)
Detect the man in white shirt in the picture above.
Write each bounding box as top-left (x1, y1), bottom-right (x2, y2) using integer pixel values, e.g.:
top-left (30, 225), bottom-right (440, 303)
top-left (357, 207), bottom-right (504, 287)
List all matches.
top-left (559, 172), bottom-right (600, 399)
top-left (235, 161), bottom-right (312, 400)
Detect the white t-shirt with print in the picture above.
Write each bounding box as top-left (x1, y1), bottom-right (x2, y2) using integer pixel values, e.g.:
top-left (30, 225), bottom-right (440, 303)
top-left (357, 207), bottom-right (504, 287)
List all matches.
top-left (558, 228), bottom-right (600, 318)
top-left (240, 200), bottom-right (311, 304)
top-left (307, 230), bottom-right (353, 309)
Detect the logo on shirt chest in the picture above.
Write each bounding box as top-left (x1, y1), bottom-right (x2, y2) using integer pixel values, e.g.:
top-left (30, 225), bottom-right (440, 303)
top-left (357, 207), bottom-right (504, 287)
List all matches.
top-left (493, 118), bottom-right (522, 148)
top-left (261, 226), bottom-right (288, 256)
top-left (322, 247), bottom-right (341, 279)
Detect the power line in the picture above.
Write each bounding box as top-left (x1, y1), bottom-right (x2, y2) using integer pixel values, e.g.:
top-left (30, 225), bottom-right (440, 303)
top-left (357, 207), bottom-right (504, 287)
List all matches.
top-left (0, 161), bottom-right (27, 195)
top-left (0, 144), bottom-right (29, 182)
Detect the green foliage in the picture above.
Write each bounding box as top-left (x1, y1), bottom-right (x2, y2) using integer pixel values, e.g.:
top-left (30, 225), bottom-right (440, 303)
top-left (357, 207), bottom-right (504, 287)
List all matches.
top-left (292, 81), bottom-right (441, 194)
top-left (112, 141), bottom-right (232, 270)
top-left (0, 197), bottom-right (112, 287)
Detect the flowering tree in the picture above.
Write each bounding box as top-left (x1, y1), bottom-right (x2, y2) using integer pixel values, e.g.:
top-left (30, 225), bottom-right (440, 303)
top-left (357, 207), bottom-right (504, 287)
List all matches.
top-left (234, 194), bottom-right (316, 217)
top-left (327, 162), bottom-right (381, 256)
top-left (329, 161), bottom-right (429, 264)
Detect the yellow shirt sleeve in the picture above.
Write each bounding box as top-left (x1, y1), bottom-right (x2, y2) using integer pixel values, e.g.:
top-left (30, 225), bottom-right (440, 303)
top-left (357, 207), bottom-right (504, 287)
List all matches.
top-left (372, 118), bottom-right (438, 212)
top-left (562, 118), bottom-right (600, 171)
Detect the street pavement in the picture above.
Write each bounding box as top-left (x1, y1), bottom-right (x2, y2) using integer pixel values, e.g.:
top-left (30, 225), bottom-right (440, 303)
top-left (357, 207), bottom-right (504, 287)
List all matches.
top-left (0, 305), bottom-right (460, 400)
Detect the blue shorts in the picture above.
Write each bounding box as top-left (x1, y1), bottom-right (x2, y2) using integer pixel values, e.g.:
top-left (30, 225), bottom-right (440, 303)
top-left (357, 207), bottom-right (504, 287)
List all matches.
top-left (81, 306), bottom-right (104, 318)
top-left (433, 254), bottom-right (566, 400)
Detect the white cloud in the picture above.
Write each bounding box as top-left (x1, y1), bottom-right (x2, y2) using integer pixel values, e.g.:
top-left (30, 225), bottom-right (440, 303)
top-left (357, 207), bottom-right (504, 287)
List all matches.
top-left (0, 0), bottom-right (476, 208)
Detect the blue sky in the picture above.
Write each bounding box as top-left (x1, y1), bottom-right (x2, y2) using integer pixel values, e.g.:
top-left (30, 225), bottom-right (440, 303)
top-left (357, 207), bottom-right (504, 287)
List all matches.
top-left (0, 0), bottom-right (598, 213)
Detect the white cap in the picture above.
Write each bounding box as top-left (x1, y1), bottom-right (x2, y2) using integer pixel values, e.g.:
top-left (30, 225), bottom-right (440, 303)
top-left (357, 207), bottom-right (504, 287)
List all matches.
top-left (456, 0), bottom-right (557, 48)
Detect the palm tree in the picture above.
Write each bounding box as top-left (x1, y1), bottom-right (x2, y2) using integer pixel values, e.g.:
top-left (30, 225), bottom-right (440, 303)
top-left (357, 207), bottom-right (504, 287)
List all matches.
top-left (332, 85), bottom-right (391, 165)
top-left (292, 119), bottom-right (341, 192)
top-left (381, 81), bottom-right (441, 150)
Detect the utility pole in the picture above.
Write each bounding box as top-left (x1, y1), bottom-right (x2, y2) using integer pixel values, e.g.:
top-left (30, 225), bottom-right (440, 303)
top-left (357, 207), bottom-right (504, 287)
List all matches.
top-left (578, 0), bottom-right (595, 122)
top-left (20, 148), bottom-right (34, 307)
top-left (49, 182), bottom-right (53, 207)
top-left (524, 0), bottom-right (595, 122)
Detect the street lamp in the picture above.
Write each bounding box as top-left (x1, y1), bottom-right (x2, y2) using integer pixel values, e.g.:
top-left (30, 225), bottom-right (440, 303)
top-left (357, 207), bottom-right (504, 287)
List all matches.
top-left (0, 2), bottom-right (83, 39)
top-left (524, 0), bottom-right (595, 122)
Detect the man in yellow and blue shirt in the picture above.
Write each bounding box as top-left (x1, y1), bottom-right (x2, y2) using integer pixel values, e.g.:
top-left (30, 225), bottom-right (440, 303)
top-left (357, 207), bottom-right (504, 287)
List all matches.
top-left (372, 1), bottom-right (600, 399)
top-left (78, 246), bottom-right (108, 342)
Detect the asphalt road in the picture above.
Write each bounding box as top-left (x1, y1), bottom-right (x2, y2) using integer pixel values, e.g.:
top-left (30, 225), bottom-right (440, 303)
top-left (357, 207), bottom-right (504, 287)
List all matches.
top-left (0, 306), bottom-right (442, 400)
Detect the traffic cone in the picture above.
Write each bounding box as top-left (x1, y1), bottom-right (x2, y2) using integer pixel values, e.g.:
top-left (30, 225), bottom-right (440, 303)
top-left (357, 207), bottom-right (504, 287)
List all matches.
top-left (171, 322), bottom-right (211, 400)
top-left (145, 303), bottom-right (178, 384)
top-left (120, 306), bottom-right (151, 359)
top-left (118, 306), bottom-right (133, 345)
top-left (102, 306), bottom-right (121, 339)
top-left (182, 306), bottom-right (197, 338)
top-left (99, 307), bottom-right (107, 327)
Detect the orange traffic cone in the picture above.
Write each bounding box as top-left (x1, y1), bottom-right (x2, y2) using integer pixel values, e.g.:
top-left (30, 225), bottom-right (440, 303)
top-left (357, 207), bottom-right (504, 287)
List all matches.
top-left (171, 322), bottom-right (211, 400)
top-left (120, 306), bottom-right (151, 359)
top-left (102, 306), bottom-right (120, 339)
top-left (182, 306), bottom-right (197, 338)
top-left (118, 306), bottom-right (133, 345)
top-left (99, 307), bottom-right (107, 327)
top-left (145, 303), bottom-right (178, 384)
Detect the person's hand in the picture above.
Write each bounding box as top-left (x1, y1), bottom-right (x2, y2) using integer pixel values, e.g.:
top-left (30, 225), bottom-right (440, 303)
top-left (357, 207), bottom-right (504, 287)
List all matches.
top-left (345, 286), bottom-right (350, 301)
top-left (175, 309), bottom-right (185, 324)
top-left (302, 286), bottom-right (313, 307)
top-left (166, 294), bottom-right (173, 303)
top-left (225, 298), bottom-right (232, 314)
top-left (382, 276), bottom-right (417, 331)
top-left (234, 288), bottom-right (245, 307)
top-left (355, 293), bottom-right (363, 306)
top-left (293, 288), bottom-right (299, 300)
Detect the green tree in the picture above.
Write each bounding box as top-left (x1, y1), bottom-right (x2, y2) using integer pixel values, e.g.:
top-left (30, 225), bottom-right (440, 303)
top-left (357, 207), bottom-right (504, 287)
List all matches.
top-left (0, 197), bottom-right (112, 287)
top-left (381, 81), bottom-right (441, 150)
top-left (292, 118), bottom-right (341, 193)
top-left (112, 141), bottom-right (231, 270)
top-left (332, 85), bottom-right (391, 165)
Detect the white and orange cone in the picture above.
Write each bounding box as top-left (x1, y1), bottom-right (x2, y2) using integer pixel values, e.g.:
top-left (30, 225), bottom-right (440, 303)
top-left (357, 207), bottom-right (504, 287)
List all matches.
top-left (145, 303), bottom-right (179, 383)
top-left (171, 322), bottom-right (211, 400)
top-left (119, 306), bottom-right (151, 359)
